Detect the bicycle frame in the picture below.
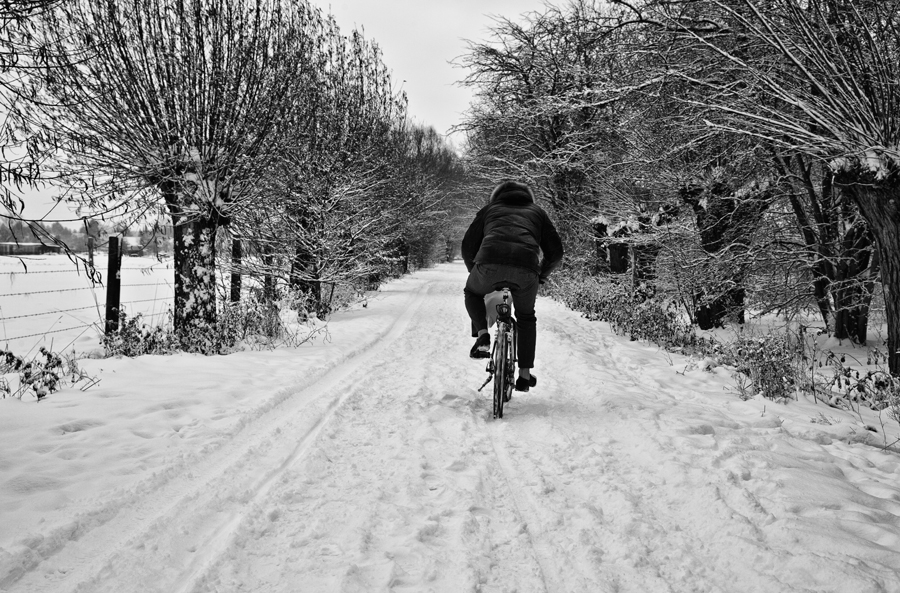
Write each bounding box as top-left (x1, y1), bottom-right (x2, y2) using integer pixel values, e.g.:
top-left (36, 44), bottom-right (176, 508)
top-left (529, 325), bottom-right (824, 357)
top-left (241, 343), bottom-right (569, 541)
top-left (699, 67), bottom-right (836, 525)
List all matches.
top-left (482, 288), bottom-right (517, 419)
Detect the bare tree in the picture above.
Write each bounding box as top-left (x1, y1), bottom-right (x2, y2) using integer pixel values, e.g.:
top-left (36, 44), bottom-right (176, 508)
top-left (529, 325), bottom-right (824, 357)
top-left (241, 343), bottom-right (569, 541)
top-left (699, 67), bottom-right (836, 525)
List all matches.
top-left (238, 22), bottom-right (410, 315)
top-left (612, 0), bottom-right (900, 372)
top-left (0, 0), bottom-right (62, 188)
top-left (769, 152), bottom-right (880, 343)
top-left (34, 0), bottom-right (327, 349)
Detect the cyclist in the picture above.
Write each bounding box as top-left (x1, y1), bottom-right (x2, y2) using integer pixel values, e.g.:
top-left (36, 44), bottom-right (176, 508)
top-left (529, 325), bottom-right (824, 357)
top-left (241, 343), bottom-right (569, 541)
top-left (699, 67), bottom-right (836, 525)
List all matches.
top-left (461, 180), bottom-right (564, 392)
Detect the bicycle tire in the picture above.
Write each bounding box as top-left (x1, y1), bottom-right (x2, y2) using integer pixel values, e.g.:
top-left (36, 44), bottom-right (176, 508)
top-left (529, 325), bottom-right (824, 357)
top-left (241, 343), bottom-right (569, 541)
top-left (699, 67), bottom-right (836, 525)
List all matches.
top-left (493, 327), bottom-right (507, 419)
top-left (506, 322), bottom-right (517, 403)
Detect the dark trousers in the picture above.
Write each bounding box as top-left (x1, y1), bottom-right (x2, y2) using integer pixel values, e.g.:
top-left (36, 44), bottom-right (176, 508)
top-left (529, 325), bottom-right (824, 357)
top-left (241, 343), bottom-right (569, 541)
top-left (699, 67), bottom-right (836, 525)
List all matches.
top-left (464, 263), bottom-right (539, 368)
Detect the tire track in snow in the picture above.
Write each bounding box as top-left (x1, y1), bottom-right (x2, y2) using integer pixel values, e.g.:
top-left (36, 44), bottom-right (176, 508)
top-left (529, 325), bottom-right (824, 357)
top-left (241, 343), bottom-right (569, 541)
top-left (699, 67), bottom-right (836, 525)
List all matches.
top-left (535, 301), bottom-right (900, 592)
top-left (190, 267), bottom-right (555, 593)
top-left (5, 282), bottom-right (433, 593)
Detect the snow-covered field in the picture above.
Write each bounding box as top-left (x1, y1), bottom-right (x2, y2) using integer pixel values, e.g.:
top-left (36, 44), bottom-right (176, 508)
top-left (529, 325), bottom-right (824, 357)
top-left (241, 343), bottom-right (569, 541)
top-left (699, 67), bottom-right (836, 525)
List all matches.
top-left (1, 261), bottom-right (899, 592)
top-left (0, 253), bottom-right (174, 357)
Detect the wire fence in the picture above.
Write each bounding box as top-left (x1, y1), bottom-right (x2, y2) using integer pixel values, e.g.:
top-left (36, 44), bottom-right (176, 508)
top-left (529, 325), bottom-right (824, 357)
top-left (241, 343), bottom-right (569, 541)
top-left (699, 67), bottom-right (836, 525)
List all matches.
top-left (0, 255), bottom-right (175, 351)
top-left (0, 269), bottom-right (86, 275)
top-left (0, 238), bottom-right (339, 355)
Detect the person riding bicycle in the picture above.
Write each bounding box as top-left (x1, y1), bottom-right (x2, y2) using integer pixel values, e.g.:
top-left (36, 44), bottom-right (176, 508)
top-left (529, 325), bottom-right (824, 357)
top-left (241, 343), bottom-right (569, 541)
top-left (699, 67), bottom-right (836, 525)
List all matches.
top-left (461, 180), bottom-right (564, 392)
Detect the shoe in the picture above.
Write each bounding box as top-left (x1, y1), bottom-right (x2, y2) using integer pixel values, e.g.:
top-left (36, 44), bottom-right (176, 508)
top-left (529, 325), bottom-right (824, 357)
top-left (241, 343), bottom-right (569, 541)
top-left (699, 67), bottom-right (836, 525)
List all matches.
top-left (469, 333), bottom-right (490, 359)
top-left (515, 374), bottom-right (537, 392)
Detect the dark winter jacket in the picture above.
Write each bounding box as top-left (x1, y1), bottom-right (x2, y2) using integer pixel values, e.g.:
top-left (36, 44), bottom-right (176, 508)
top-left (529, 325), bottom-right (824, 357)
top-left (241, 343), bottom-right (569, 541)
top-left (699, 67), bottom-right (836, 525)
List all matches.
top-left (461, 181), bottom-right (564, 281)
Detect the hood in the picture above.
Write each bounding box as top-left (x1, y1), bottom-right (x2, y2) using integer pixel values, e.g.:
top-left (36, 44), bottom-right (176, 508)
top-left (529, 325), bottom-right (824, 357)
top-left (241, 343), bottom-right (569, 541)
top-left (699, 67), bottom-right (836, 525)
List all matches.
top-left (489, 180), bottom-right (535, 205)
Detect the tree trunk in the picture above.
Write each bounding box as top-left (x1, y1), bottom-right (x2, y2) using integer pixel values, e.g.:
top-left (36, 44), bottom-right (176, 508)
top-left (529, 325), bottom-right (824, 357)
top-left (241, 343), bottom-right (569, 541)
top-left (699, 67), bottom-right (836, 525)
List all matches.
top-left (851, 185), bottom-right (900, 374)
top-left (172, 212), bottom-right (218, 351)
top-left (856, 248), bottom-right (881, 346)
top-left (608, 243), bottom-right (629, 273)
top-left (290, 240), bottom-right (322, 313)
top-left (593, 220), bottom-right (609, 274)
top-left (833, 283), bottom-right (875, 344)
top-left (811, 264), bottom-right (833, 331)
top-left (632, 243), bottom-right (660, 283)
top-left (832, 220), bottom-right (874, 343)
top-left (230, 239), bottom-right (242, 304)
top-left (632, 242), bottom-right (660, 301)
top-left (694, 284), bottom-right (746, 330)
top-left (680, 183), bottom-right (766, 329)
top-left (263, 246), bottom-right (276, 302)
top-left (395, 238), bottom-right (410, 276)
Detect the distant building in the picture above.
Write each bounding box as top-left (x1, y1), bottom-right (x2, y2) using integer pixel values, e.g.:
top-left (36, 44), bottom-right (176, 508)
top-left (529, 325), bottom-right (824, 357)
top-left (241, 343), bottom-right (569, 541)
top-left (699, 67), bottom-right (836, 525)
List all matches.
top-left (0, 242), bottom-right (63, 256)
top-left (122, 236), bottom-right (144, 256)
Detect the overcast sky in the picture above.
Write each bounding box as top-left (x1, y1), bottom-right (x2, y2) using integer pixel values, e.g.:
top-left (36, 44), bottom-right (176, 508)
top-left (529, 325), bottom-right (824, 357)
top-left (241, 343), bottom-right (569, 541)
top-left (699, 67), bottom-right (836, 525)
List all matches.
top-left (311, 0), bottom-right (547, 144)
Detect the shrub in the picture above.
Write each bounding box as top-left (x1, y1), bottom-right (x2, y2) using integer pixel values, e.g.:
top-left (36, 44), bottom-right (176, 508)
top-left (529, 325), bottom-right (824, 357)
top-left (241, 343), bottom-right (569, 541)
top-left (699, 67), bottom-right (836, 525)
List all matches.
top-left (216, 288), bottom-right (323, 351)
top-left (718, 333), bottom-right (799, 401)
top-left (102, 290), bottom-right (327, 357)
top-left (546, 271), bottom-right (799, 401)
top-left (808, 349), bottom-right (900, 413)
top-left (102, 309), bottom-right (178, 357)
top-left (0, 346), bottom-right (96, 400)
top-left (545, 273), bottom-right (710, 353)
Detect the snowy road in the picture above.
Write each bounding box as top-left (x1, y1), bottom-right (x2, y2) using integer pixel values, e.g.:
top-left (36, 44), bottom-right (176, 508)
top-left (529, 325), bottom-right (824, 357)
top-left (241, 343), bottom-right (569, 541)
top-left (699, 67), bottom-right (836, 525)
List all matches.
top-left (3, 263), bottom-right (900, 592)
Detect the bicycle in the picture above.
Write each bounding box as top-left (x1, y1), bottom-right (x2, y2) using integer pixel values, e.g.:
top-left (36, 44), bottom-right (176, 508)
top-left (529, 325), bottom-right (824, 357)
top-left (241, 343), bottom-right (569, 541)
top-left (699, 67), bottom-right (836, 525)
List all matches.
top-left (478, 288), bottom-right (517, 419)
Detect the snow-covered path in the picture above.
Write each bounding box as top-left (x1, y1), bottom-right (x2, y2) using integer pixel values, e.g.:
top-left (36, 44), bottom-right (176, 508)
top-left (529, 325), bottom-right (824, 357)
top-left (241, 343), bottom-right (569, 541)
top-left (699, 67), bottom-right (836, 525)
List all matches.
top-left (2, 262), bottom-right (900, 592)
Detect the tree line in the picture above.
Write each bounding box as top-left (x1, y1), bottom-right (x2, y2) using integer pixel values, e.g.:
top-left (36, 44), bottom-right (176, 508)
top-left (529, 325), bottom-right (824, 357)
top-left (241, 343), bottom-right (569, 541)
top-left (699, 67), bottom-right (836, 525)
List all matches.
top-left (458, 0), bottom-right (900, 375)
top-left (0, 0), bottom-right (470, 351)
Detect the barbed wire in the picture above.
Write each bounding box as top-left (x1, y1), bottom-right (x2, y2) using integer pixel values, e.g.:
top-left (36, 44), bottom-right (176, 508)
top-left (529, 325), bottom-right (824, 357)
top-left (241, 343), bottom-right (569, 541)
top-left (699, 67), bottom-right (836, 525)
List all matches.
top-left (0, 286), bottom-right (98, 298)
top-left (2, 323), bottom-right (97, 342)
top-left (121, 298), bottom-right (171, 306)
top-left (0, 258), bottom-right (177, 346)
top-left (0, 269), bottom-right (86, 275)
top-left (120, 283), bottom-right (173, 289)
top-left (0, 305), bottom-right (99, 321)
top-left (0, 296), bottom-right (169, 322)
top-left (138, 311), bottom-right (170, 319)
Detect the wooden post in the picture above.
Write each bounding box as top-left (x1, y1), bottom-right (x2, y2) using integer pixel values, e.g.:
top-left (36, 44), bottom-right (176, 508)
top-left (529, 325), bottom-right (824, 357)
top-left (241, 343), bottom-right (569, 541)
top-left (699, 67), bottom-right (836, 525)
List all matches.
top-left (230, 238), bottom-right (242, 303)
top-left (105, 236), bottom-right (122, 333)
top-left (263, 245), bottom-right (275, 302)
top-left (87, 236), bottom-right (94, 268)
top-left (593, 220), bottom-right (609, 274)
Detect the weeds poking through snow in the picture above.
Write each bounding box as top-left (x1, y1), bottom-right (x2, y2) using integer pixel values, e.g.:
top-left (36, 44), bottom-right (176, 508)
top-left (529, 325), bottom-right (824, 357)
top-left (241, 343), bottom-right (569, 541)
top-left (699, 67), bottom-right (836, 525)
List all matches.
top-left (102, 294), bottom-right (328, 358)
top-left (0, 346), bottom-right (98, 401)
top-left (546, 271), bottom-right (900, 443)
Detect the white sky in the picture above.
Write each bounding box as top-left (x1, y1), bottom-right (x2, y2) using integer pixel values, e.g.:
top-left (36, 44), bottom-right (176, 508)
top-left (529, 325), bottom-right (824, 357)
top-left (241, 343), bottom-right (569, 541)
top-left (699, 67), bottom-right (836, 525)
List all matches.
top-left (311, 0), bottom-right (547, 143)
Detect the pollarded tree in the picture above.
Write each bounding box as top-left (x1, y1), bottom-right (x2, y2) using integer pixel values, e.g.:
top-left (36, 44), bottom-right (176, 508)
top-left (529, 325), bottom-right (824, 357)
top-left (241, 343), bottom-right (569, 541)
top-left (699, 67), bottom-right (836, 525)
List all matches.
top-left (34, 0), bottom-right (327, 350)
top-left (616, 0), bottom-right (900, 373)
top-left (770, 153), bottom-right (880, 343)
top-left (241, 22), bottom-right (412, 315)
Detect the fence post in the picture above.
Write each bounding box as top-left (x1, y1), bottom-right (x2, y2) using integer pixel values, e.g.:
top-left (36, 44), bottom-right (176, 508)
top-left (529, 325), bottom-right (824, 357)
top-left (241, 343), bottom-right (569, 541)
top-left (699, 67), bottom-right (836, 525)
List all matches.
top-left (105, 236), bottom-right (122, 334)
top-left (230, 238), bottom-right (241, 303)
top-left (87, 236), bottom-right (94, 268)
top-left (263, 245), bottom-right (275, 302)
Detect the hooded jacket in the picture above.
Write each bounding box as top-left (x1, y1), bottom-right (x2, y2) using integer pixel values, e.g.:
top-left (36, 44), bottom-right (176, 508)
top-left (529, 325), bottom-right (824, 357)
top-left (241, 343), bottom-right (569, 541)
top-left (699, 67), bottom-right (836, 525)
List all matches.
top-left (461, 181), bottom-right (564, 280)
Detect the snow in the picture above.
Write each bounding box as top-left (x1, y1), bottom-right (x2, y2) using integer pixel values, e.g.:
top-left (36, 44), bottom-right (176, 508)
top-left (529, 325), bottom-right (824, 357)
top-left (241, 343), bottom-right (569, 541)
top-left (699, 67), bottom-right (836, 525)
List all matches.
top-left (0, 254), bottom-right (173, 358)
top-left (1, 261), bottom-right (900, 592)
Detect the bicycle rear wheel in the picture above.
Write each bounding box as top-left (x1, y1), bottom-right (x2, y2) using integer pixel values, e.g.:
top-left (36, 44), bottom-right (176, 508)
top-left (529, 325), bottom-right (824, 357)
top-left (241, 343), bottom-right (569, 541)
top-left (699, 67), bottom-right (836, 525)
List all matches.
top-left (493, 329), bottom-right (507, 419)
